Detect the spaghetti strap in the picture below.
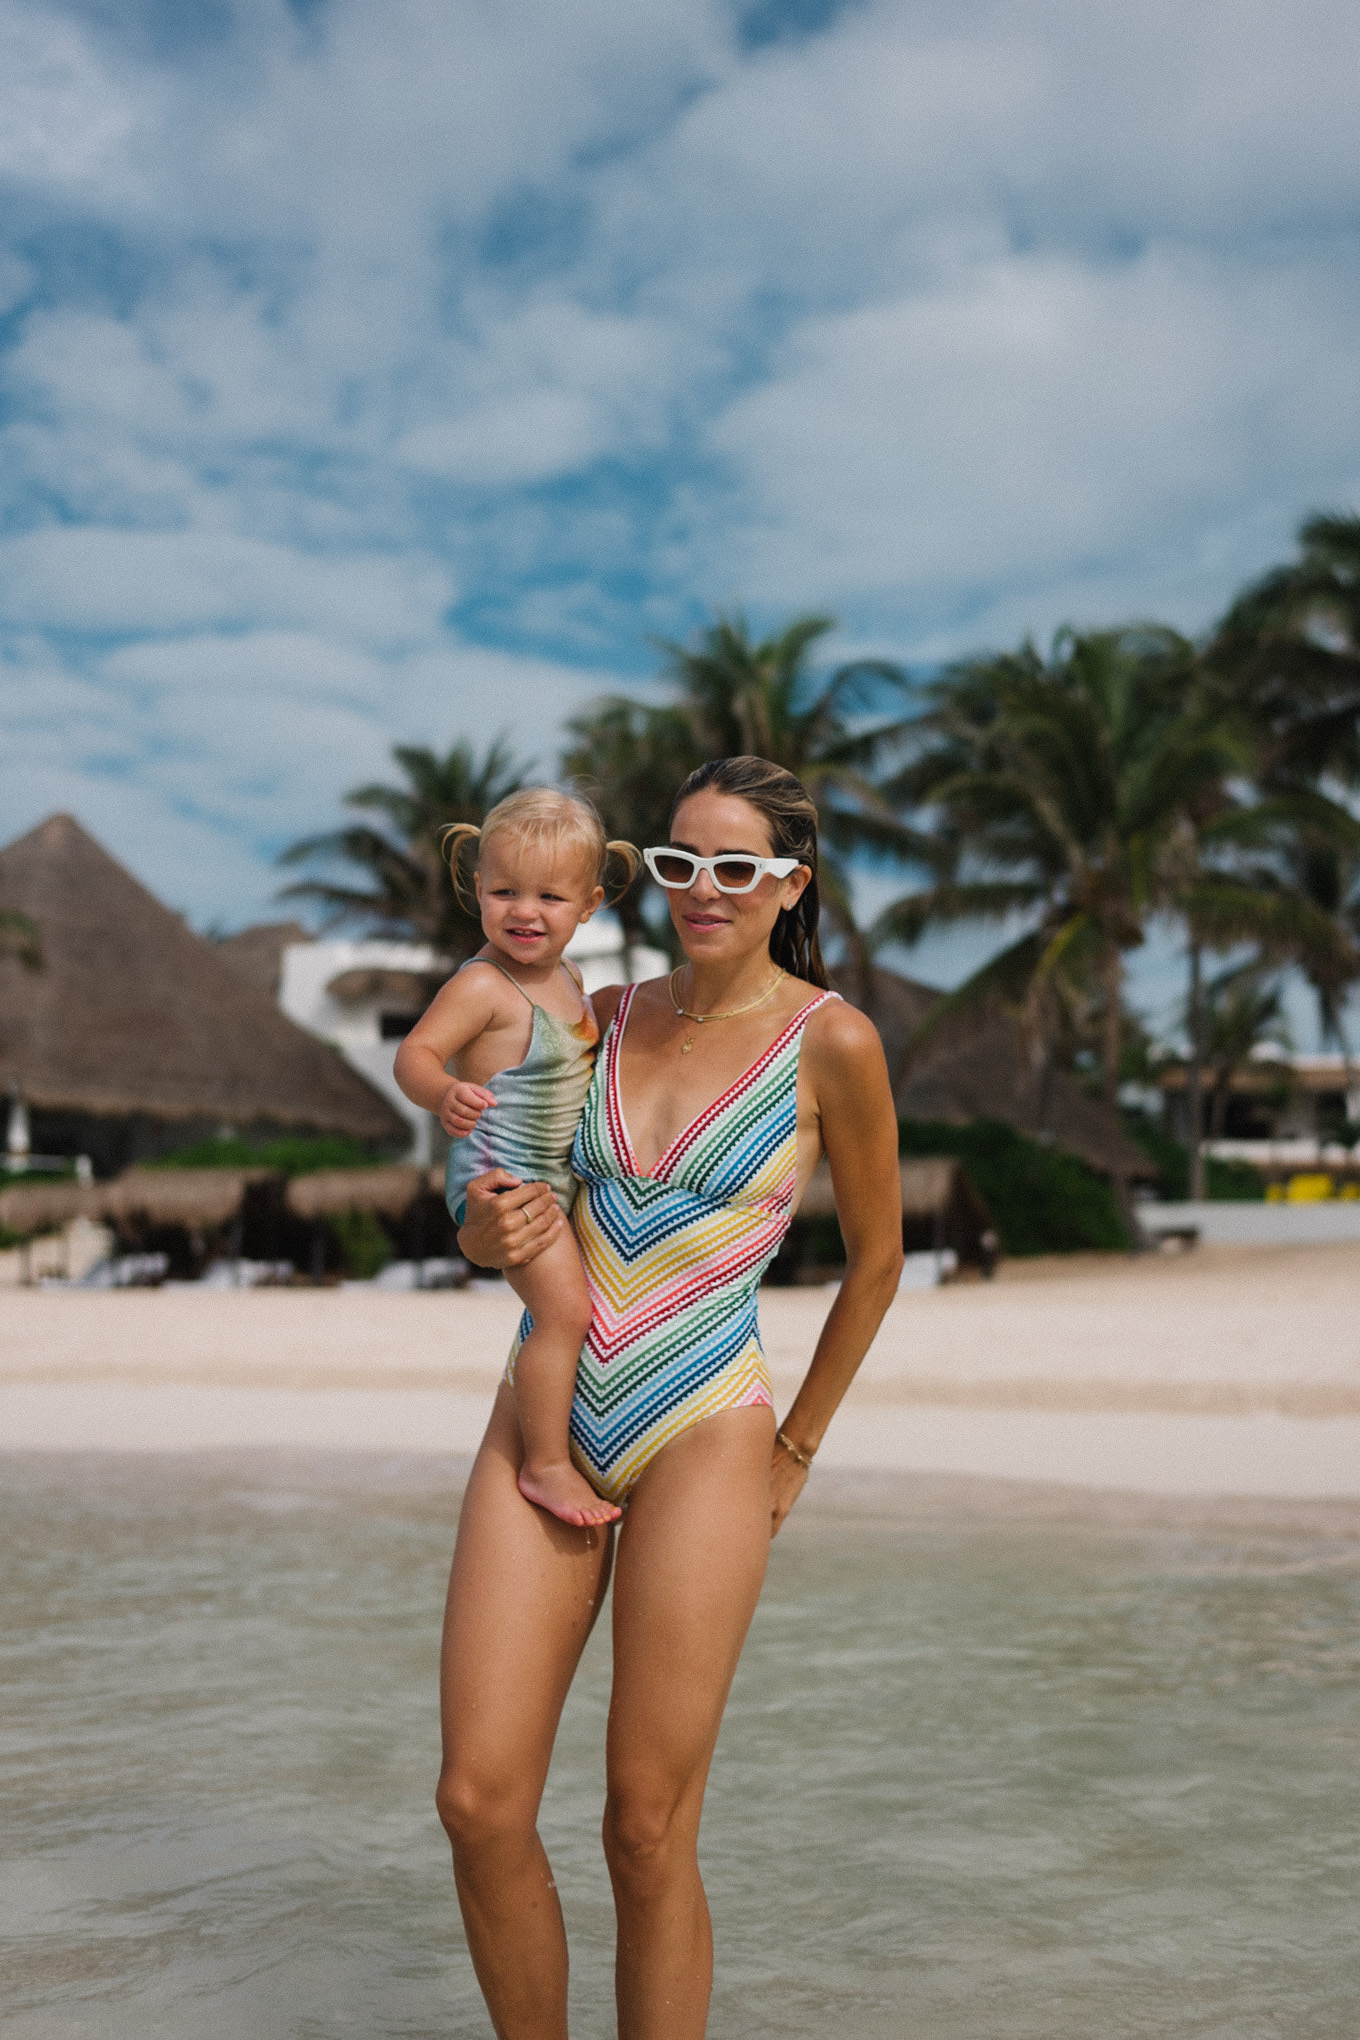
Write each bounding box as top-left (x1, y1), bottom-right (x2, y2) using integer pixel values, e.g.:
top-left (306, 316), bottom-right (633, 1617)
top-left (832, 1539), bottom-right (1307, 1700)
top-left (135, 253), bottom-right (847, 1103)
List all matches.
top-left (458, 955), bottom-right (536, 1007)
top-left (459, 954), bottom-right (583, 1014)
top-left (444, 958), bottom-right (600, 1229)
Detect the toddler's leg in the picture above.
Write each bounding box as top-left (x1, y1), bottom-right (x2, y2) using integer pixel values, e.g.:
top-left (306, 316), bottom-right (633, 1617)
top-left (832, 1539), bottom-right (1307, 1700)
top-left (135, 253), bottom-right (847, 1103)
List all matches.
top-left (506, 1226), bottom-right (620, 1529)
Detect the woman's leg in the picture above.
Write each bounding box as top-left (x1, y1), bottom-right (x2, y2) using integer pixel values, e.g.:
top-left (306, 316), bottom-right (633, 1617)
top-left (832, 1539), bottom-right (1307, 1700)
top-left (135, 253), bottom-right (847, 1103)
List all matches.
top-left (505, 1227), bottom-right (619, 1526)
top-left (438, 1382), bottom-right (614, 2040)
top-left (603, 1404), bottom-right (776, 2040)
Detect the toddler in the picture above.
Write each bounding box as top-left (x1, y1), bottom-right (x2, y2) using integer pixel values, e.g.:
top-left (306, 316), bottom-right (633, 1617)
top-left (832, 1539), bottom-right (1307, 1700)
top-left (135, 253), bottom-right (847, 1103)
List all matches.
top-left (395, 788), bottom-right (637, 1528)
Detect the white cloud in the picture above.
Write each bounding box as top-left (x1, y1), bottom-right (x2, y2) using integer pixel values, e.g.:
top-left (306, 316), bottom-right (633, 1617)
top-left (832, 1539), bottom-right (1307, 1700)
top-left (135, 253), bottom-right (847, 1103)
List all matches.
top-left (0, 626), bottom-right (620, 921)
top-left (709, 244), bottom-right (1360, 633)
top-left (0, 529), bottom-right (452, 643)
top-left (2, 0), bottom-right (1360, 926)
top-left (634, 0), bottom-right (1360, 298)
top-left (0, 2), bottom-right (142, 190)
top-left (399, 390), bottom-right (608, 487)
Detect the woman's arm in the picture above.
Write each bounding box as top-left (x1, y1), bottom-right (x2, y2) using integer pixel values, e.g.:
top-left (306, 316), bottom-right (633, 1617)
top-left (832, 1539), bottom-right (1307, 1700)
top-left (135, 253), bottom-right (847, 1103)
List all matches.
top-left (771, 1001), bottom-right (903, 1534)
top-left (454, 983), bottom-right (628, 1271)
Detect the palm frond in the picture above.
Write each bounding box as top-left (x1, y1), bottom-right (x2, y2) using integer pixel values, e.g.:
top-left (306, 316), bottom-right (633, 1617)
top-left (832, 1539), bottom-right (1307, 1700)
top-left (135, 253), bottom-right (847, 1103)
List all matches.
top-left (871, 881), bottom-right (1045, 947)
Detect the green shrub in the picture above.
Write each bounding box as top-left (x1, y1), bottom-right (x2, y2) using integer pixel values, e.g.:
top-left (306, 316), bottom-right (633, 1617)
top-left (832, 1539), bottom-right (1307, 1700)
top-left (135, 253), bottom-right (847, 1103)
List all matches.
top-left (1123, 1115), bottom-right (1265, 1202)
top-left (898, 1117), bottom-right (1129, 1255)
top-left (1204, 1155), bottom-right (1266, 1201)
top-left (1123, 1113), bottom-right (1188, 1199)
top-left (150, 1134), bottom-right (372, 1176)
top-left (326, 1208), bottom-right (391, 1280)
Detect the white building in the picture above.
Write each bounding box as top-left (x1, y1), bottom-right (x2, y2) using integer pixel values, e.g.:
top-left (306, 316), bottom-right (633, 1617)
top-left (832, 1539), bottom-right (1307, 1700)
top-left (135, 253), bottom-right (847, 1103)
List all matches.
top-left (276, 916), bottom-right (668, 1162)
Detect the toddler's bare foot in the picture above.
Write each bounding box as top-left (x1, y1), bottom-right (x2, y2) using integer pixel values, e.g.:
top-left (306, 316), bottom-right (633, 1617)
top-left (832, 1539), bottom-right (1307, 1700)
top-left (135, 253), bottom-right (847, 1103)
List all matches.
top-left (518, 1459), bottom-right (622, 1527)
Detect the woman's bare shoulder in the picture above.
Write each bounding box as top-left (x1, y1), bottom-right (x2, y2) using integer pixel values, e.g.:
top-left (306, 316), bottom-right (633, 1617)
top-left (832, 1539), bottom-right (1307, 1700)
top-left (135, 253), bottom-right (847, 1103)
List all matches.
top-left (801, 991), bottom-right (886, 1070)
top-left (590, 981), bottom-right (629, 1031)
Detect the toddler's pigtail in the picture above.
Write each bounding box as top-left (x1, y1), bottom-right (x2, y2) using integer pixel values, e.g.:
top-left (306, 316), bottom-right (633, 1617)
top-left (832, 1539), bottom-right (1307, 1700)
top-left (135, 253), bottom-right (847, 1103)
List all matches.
top-left (441, 822), bottom-right (482, 910)
top-left (604, 839), bottom-right (641, 901)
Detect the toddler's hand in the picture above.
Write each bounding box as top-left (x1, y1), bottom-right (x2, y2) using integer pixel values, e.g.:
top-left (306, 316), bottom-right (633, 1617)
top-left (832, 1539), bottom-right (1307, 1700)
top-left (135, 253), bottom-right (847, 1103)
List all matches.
top-left (442, 1080), bottom-right (497, 1139)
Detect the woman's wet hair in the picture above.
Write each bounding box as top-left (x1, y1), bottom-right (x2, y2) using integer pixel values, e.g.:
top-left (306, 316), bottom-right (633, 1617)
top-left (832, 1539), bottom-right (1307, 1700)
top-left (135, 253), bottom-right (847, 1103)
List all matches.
top-left (442, 789), bottom-right (640, 909)
top-left (669, 756), bottom-right (829, 989)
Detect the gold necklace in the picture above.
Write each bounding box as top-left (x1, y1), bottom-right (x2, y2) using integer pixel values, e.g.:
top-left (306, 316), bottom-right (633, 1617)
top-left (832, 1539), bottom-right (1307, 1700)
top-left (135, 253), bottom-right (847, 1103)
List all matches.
top-left (668, 965), bottom-right (785, 1052)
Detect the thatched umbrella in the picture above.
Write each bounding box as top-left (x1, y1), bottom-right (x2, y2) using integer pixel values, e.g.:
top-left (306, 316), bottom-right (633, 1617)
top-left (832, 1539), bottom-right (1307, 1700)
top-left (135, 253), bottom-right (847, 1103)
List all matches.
top-left (834, 964), bottom-right (1152, 1183)
top-left (0, 1167), bottom-right (273, 1241)
top-left (283, 1165), bottom-right (427, 1221)
top-left (0, 1180), bottom-right (102, 1238)
top-left (102, 1167), bottom-right (276, 1229)
top-left (795, 1155), bottom-right (997, 1271)
top-left (283, 1164), bottom-right (448, 1281)
top-left (0, 816), bottom-right (407, 1151)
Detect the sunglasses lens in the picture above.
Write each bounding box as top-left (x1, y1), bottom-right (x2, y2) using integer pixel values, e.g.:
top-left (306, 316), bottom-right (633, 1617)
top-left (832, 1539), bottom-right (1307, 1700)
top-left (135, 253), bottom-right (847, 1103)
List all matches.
top-left (712, 859), bottom-right (760, 891)
top-left (651, 851), bottom-right (697, 886)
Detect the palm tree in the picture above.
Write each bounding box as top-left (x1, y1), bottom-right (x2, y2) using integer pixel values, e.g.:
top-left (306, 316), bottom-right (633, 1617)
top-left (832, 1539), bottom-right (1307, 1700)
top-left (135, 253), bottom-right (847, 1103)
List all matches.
top-left (1197, 963), bottom-right (1291, 1141)
top-left (278, 738), bottom-right (525, 961)
top-left (561, 699), bottom-right (701, 957)
top-left (565, 612), bottom-right (922, 977)
top-left (1151, 779), bottom-right (1360, 1193)
top-left (1209, 513), bottom-right (1360, 789)
top-left (1206, 512), bottom-right (1360, 1085)
top-left (877, 627), bottom-right (1241, 1117)
top-left (1194, 789), bottom-right (1360, 1060)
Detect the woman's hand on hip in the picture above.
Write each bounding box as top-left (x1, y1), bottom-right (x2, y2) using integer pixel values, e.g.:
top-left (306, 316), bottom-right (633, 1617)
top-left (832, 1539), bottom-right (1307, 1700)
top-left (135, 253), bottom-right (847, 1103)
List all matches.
top-left (457, 1169), bottom-right (564, 1269)
top-left (769, 1443), bottom-right (808, 1538)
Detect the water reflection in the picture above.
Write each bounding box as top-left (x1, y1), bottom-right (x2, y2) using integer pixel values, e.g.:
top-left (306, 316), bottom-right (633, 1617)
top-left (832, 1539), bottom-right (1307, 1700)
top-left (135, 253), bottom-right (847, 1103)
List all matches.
top-left (2, 1455), bottom-right (1358, 2038)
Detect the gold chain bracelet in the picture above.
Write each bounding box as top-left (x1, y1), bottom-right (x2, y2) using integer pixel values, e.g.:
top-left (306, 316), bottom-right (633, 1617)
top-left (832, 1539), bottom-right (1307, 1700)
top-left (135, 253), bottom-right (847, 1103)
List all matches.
top-left (776, 1429), bottom-right (815, 1471)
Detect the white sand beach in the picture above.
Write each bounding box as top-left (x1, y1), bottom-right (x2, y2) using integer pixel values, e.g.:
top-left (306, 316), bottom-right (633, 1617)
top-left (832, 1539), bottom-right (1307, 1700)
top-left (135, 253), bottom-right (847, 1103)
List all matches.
top-left (4, 1241), bottom-right (1359, 1497)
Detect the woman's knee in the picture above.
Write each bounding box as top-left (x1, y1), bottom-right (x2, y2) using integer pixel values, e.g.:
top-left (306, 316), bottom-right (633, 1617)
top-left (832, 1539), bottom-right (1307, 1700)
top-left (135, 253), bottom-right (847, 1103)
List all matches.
top-left (436, 1761), bottom-right (532, 1855)
top-left (602, 1781), bottom-right (693, 1893)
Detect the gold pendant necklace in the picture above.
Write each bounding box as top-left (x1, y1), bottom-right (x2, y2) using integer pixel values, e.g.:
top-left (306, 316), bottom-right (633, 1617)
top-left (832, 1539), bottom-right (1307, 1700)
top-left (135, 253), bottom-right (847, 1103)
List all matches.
top-left (669, 965), bottom-right (785, 1052)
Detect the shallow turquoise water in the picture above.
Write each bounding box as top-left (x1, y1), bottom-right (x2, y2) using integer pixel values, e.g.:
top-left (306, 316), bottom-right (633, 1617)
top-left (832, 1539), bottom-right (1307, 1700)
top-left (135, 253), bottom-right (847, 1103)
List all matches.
top-left (2, 1453), bottom-right (1358, 2038)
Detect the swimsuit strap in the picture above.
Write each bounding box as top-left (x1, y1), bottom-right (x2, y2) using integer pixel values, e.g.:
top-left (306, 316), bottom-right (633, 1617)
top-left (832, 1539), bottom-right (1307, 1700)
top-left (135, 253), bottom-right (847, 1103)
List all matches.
top-left (459, 954), bottom-right (583, 1017)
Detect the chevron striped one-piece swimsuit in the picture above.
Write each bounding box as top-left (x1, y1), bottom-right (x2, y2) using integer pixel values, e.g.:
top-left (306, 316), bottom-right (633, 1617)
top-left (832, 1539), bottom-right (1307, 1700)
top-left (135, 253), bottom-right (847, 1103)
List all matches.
top-left (512, 980), bottom-right (838, 1504)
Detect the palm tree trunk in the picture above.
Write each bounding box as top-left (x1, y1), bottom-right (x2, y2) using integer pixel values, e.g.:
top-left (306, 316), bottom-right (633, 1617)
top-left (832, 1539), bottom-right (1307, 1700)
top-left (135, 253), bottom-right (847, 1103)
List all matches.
top-left (1100, 943), bottom-right (1123, 1108)
top-left (1101, 944), bottom-right (1144, 1251)
top-left (1333, 1015), bottom-right (1357, 1139)
top-left (1187, 942), bottom-right (1206, 1200)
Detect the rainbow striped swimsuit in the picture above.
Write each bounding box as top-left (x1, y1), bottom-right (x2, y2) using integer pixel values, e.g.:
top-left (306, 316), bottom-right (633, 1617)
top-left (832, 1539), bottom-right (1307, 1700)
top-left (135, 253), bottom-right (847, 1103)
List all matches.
top-left (551, 981), bottom-right (837, 1502)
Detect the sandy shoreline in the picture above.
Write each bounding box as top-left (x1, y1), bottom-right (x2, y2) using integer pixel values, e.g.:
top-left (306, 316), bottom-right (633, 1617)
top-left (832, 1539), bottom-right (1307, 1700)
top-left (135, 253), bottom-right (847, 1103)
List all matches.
top-left (4, 1240), bottom-right (1359, 1498)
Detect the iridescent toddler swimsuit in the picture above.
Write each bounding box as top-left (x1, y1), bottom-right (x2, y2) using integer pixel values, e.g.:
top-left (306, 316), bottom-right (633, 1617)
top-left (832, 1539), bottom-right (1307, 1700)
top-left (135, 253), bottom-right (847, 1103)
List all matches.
top-left (510, 980), bottom-right (838, 1503)
top-left (444, 959), bottom-right (599, 1227)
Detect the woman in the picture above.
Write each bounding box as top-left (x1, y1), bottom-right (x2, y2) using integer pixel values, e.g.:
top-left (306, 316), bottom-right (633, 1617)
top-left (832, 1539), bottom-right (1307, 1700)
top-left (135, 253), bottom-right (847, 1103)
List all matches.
top-left (441, 756), bottom-right (903, 2039)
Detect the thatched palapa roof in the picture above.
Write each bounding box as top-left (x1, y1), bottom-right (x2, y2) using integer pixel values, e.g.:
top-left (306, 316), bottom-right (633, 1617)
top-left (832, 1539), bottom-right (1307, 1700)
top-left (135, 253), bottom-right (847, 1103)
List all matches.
top-left (324, 966), bottom-right (445, 1008)
top-left (214, 920), bottom-right (311, 999)
top-left (794, 1153), bottom-right (996, 1270)
top-left (833, 965), bottom-right (1152, 1182)
top-left (0, 816), bottom-right (406, 1143)
top-left (0, 1167), bottom-right (273, 1238)
top-left (284, 1164), bottom-right (428, 1221)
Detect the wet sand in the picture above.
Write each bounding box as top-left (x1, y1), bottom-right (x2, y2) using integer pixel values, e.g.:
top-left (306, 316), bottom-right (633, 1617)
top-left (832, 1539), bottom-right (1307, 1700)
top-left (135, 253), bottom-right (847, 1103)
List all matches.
top-left (3, 1241), bottom-right (1359, 1496)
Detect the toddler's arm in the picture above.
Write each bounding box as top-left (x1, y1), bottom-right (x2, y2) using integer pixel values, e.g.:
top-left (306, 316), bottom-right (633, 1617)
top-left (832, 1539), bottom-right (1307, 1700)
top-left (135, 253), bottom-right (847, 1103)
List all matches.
top-left (393, 967), bottom-right (502, 1132)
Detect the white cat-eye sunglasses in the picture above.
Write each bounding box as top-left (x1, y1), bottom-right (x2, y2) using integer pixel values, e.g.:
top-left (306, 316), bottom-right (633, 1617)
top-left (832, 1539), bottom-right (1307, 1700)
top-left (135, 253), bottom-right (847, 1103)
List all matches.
top-left (643, 846), bottom-right (801, 894)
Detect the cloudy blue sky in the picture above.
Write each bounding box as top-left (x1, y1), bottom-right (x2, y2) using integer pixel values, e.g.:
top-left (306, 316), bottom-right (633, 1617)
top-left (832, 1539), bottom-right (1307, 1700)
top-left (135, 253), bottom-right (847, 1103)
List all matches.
top-left (2, 0), bottom-right (1358, 1027)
